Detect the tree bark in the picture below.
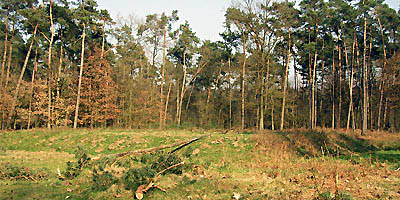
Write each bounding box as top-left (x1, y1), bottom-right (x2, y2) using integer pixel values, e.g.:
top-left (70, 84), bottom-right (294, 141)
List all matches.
top-left (163, 81), bottom-right (172, 126)
top-left (376, 14), bottom-right (387, 131)
top-left (271, 95), bottom-right (275, 131)
top-left (9, 24), bottom-right (38, 126)
top-left (332, 46), bottom-right (335, 129)
top-left (308, 31), bottom-right (312, 129)
top-left (241, 32), bottom-right (247, 130)
top-left (56, 45), bottom-right (63, 99)
top-left (4, 25), bottom-right (14, 88)
top-left (0, 4), bottom-right (9, 87)
top-left (383, 98), bottom-right (388, 129)
top-left (265, 56), bottom-right (270, 129)
top-left (280, 31), bottom-right (291, 131)
top-left (347, 34), bottom-right (356, 132)
top-left (101, 20), bottom-right (106, 58)
top-left (362, 0), bottom-right (368, 135)
top-left (177, 50), bottom-right (186, 126)
top-left (160, 24), bottom-right (167, 129)
top-left (28, 48), bottom-right (38, 129)
top-left (47, 0), bottom-right (55, 129)
top-left (259, 52), bottom-right (266, 131)
top-left (228, 57), bottom-right (232, 129)
top-left (311, 31), bottom-right (318, 129)
top-left (338, 42), bottom-right (342, 129)
top-left (186, 83), bottom-right (195, 114)
top-left (73, 23), bottom-right (86, 129)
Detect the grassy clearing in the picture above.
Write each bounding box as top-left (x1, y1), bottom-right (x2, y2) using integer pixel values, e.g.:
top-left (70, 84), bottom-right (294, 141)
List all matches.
top-left (0, 128), bottom-right (399, 199)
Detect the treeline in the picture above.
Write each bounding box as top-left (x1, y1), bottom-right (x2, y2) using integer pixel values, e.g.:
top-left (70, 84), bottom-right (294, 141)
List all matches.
top-left (0, 0), bottom-right (399, 132)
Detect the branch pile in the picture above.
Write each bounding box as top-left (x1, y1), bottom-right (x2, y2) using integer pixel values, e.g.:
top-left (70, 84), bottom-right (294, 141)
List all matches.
top-left (60, 134), bottom-right (210, 199)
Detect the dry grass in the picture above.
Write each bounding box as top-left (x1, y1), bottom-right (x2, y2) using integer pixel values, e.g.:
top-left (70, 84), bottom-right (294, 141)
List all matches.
top-left (249, 131), bottom-right (400, 199)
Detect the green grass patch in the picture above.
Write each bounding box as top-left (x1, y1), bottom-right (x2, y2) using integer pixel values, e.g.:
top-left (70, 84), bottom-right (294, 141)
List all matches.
top-left (0, 129), bottom-right (399, 199)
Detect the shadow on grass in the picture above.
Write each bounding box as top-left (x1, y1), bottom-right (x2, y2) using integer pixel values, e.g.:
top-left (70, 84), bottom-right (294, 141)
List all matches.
top-left (274, 130), bottom-right (400, 164)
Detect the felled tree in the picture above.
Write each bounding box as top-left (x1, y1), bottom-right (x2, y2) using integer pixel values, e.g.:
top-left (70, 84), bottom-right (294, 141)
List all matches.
top-left (79, 47), bottom-right (119, 128)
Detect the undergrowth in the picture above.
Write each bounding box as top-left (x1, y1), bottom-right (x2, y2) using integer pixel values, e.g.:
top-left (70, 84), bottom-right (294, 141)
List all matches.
top-left (315, 191), bottom-right (352, 200)
top-left (0, 163), bottom-right (47, 181)
top-left (62, 144), bottom-right (195, 198)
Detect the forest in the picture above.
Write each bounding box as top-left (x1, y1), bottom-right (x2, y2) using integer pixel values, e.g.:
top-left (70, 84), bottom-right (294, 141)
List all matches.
top-left (0, 0), bottom-right (399, 132)
top-left (1, 1), bottom-right (400, 199)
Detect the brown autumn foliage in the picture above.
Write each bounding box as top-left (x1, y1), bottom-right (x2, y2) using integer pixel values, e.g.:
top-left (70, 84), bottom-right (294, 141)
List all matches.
top-left (79, 47), bottom-right (119, 127)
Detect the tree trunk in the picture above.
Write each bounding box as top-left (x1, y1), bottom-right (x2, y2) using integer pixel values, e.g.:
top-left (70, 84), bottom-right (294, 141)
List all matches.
top-left (311, 32), bottom-right (318, 129)
top-left (177, 50), bottom-right (186, 126)
top-left (176, 82), bottom-right (179, 122)
top-left (308, 31), bottom-right (312, 129)
top-left (101, 20), bottom-right (106, 58)
top-left (280, 31), bottom-right (291, 131)
top-left (186, 83), bottom-right (195, 114)
top-left (265, 56), bottom-right (270, 129)
top-left (4, 25), bottom-right (14, 88)
top-left (56, 45), bottom-right (63, 99)
top-left (28, 48), bottom-right (38, 129)
top-left (383, 98), bottom-right (388, 129)
top-left (241, 32), bottom-right (247, 130)
top-left (338, 43), bottom-right (342, 129)
top-left (160, 24), bottom-right (167, 129)
top-left (0, 4), bottom-right (9, 87)
top-left (47, 0), bottom-right (55, 129)
top-left (332, 46), bottom-right (335, 129)
top-left (259, 51), bottom-right (266, 130)
top-left (368, 34), bottom-right (372, 129)
top-left (164, 81), bottom-right (172, 126)
top-left (73, 23), bottom-right (86, 129)
top-left (376, 14), bottom-right (387, 131)
top-left (347, 35), bottom-right (356, 132)
top-left (228, 57), bottom-right (232, 129)
top-left (9, 24), bottom-right (38, 126)
top-left (271, 95), bottom-right (275, 131)
top-left (362, 0), bottom-right (368, 135)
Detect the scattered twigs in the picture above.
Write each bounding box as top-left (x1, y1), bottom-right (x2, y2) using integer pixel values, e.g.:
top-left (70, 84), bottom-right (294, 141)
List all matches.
top-left (57, 168), bottom-right (66, 180)
top-left (21, 175), bottom-right (37, 183)
top-left (155, 161), bottom-right (185, 179)
top-left (135, 162), bottom-right (184, 199)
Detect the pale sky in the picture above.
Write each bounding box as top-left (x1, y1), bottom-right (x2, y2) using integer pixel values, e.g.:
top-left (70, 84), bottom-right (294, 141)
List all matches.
top-left (97, 0), bottom-right (400, 42)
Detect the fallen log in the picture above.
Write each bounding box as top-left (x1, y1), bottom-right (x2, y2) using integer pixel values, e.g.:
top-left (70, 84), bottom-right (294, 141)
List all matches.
top-left (135, 161), bottom-right (184, 199)
top-left (112, 134), bottom-right (210, 158)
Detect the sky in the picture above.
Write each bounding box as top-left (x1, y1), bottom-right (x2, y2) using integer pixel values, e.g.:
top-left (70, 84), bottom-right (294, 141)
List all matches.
top-left (96, 0), bottom-right (400, 42)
